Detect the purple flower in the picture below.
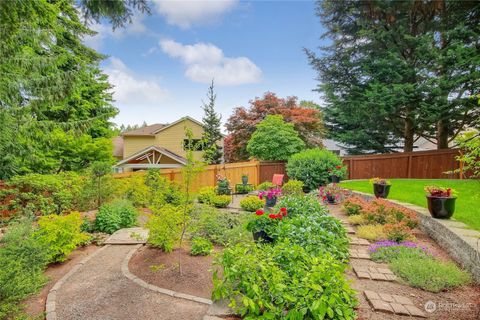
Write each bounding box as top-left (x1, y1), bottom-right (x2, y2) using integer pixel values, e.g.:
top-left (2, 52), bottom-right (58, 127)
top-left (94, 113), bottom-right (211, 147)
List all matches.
top-left (369, 240), bottom-right (428, 253)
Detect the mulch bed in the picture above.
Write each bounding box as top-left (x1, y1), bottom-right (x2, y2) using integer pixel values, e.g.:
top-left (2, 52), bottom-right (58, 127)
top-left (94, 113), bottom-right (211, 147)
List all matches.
top-left (129, 245), bottom-right (217, 299)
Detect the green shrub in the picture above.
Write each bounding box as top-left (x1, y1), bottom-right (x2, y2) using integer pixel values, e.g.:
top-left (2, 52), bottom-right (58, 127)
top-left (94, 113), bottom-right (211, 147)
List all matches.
top-left (35, 212), bottom-right (89, 263)
top-left (190, 237), bottom-right (213, 256)
top-left (236, 184), bottom-right (254, 194)
top-left (390, 256), bottom-right (471, 292)
top-left (189, 205), bottom-right (252, 245)
top-left (347, 214), bottom-right (367, 225)
top-left (275, 194), bottom-right (327, 217)
top-left (0, 220), bottom-right (48, 319)
top-left (146, 204), bottom-right (182, 252)
top-left (273, 214), bottom-right (349, 261)
top-left (356, 224), bottom-right (386, 242)
top-left (256, 181), bottom-right (275, 191)
top-left (213, 241), bottom-right (357, 319)
top-left (79, 162), bottom-right (117, 210)
top-left (145, 170), bottom-right (183, 207)
top-left (116, 175), bottom-right (150, 207)
top-left (197, 186), bottom-right (216, 204)
top-left (286, 148), bottom-right (343, 191)
top-left (94, 200), bottom-right (138, 234)
top-left (240, 196), bottom-right (265, 212)
top-left (281, 179), bottom-right (304, 195)
top-left (210, 195), bottom-right (231, 208)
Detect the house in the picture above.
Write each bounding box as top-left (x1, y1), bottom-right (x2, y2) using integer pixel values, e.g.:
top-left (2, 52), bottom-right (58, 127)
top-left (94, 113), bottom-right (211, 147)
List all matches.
top-left (113, 116), bottom-right (219, 172)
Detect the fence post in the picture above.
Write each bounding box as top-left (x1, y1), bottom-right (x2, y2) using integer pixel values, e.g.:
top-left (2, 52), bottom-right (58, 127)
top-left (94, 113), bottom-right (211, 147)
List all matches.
top-left (256, 161), bottom-right (261, 185)
top-left (407, 155), bottom-right (412, 178)
top-left (169, 170), bottom-right (174, 181)
top-left (349, 159), bottom-right (354, 180)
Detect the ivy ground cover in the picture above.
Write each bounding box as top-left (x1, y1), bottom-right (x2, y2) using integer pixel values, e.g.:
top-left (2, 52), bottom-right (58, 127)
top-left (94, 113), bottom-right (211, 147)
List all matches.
top-left (340, 179), bottom-right (480, 230)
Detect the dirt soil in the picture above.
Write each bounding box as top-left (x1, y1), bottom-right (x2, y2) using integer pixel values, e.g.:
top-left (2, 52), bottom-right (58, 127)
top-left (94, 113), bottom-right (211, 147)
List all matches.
top-left (129, 246), bottom-right (215, 299)
top-left (22, 244), bottom-right (100, 318)
top-left (329, 204), bottom-right (480, 320)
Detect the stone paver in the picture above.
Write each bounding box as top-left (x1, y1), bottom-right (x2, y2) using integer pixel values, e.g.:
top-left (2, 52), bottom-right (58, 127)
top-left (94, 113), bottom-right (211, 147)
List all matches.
top-left (364, 291), bottom-right (426, 318)
top-left (353, 265), bottom-right (396, 281)
top-left (349, 248), bottom-right (371, 259)
top-left (54, 244), bottom-right (209, 320)
top-left (348, 236), bottom-right (370, 246)
top-left (104, 227), bottom-right (149, 244)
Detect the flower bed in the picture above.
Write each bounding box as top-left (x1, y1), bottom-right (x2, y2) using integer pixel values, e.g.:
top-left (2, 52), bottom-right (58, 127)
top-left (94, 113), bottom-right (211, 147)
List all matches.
top-left (212, 194), bottom-right (357, 319)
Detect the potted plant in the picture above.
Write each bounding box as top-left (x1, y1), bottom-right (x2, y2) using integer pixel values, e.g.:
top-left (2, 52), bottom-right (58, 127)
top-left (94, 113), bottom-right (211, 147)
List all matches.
top-left (328, 165), bottom-right (346, 183)
top-left (259, 188), bottom-right (282, 207)
top-left (241, 173), bottom-right (249, 185)
top-left (424, 186), bottom-right (457, 219)
top-left (216, 174), bottom-right (230, 195)
top-left (319, 183), bottom-right (347, 204)
top-left (246, 208), bottom-right (287, 242)
top-left (370, 178), bottom-right (391, 198)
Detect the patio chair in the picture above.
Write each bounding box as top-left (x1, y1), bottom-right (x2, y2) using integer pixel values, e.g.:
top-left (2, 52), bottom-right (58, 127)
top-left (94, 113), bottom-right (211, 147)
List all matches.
top-left (272, 174), bottom-right (284, 187)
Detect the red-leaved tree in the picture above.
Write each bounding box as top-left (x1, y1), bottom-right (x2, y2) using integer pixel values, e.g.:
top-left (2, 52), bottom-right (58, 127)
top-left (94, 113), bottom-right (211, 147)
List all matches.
top-left (224, 92), bottom-right (325, 162)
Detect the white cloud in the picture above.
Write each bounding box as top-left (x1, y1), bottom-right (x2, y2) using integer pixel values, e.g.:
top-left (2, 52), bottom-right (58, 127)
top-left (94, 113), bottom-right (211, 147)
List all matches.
top-left (83, 14), bottom-right (147, 50)
top-left (153, 0), bottom-right (238, 29)
top-left (160, 39), bottom-right (262, 85)
top-left (104, 57), bottom-right (168, 107)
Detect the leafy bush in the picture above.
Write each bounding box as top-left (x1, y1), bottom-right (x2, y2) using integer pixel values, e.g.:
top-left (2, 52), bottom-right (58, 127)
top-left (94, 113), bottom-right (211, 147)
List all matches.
top-left (116, 175), bottom-right (150, 207)
top-left (35, 212), bottom-right (89, 263)
top-left (384, 222), bottom-right (415, 242)
top-left (256, 181), bottom-right (275, 191)
top-left (281, 179), bottom-right (304, 195)
top-left (190, 237), bottom-right (213, 256)
top-left (197, 186), bottom-right (216, 204)
top-left (356, 224), bottom-right (386, 242)
top-left (347, 214), bottom-right (367, 225)
top-left (370, 242), bottom-right (471, 292)
top-left (189, 205), bottom-right (252, 245)
top-left (94, 200), bottom-right (138, 234)
top-left (275, 194), bottom-right (327, 217)
top-left (210, 195), bottom-right (231, 208)
top-left (273, 214), bottom-right (349, 261)
top-left (236, 184), bottom-right (254, 194)
top-left (146, 204), bottom-right (183, 252)
top-left (213, 241), bottom-right (357, 319)
top-left (0, 220), bottom-right (48, 319)
top-left (342, 196), bottom-right (368, 216)
top-left (240, 196), bottom-right (265, 212)
top-left (80, 162), bottom-right (117, 210)
top-left (246, 115), bottom-right (305, 161)
top-left (286, 148), bottom-right (343, 191)
top-left (145, 170), bottom-right (183, 207)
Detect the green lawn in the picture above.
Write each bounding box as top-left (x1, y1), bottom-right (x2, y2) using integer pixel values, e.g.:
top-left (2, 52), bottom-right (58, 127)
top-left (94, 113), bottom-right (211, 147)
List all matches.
top-left (340, 179), bottom-right (480, 231)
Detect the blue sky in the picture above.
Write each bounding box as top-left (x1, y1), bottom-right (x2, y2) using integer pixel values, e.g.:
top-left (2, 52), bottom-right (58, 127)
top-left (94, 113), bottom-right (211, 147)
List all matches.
top-left (84, 0), bottom-right (325, 128)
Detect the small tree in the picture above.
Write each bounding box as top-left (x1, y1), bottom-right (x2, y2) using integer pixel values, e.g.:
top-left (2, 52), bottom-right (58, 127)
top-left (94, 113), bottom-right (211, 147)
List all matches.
top-left (86, 161), bottom-right (113, 208)
top-left (201, 81), bottom-right (223, 164)
top-left (247, 115), bottom-right (305, 161)
top-left (455, 129), bottom-right (480, 179)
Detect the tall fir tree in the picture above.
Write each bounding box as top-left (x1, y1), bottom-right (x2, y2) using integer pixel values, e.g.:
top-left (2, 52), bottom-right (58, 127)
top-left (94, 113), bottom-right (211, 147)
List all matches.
top-left (307, 0), bottom-right (479, 154)
top-left (201, 81), bottom-right (223, 164)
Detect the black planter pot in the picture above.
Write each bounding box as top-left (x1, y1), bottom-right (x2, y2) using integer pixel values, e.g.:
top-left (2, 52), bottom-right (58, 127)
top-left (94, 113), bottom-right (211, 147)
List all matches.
top-left (373, 183), bottom-right (391, 198)
top-left (330, 175), bottom-right (340, 183)
top-left (426, 196), bottom-right (456, 219)
top-left (326, 194), bottom-right (336, 204)
top-left (252, 230), bottom-right (273, 243)
top-left (242, 176), bottom-right (248, 185)
top-left (265, 196), bottom-right (277, 207)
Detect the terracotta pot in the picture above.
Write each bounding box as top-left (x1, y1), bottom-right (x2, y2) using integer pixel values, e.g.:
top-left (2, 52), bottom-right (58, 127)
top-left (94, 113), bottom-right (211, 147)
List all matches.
top-left (373, 183), bottom-right (391, 198)
top-left (252, 230), bottom-right (274, 243)
top-left (426, 196), bottom-right (456, 219)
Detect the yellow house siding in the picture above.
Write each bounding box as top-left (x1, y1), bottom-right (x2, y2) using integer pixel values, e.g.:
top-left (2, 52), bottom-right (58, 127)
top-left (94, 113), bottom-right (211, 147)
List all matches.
top-left (122, 136), bottom-right (155, 159)
top-left (154, 118), bottom-right (204, 160)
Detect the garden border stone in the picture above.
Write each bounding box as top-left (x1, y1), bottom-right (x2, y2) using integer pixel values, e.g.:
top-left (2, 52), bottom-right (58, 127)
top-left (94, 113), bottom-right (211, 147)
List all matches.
top-left (351, 190), bottom-right (480, 283)
top-left (121, 244), bottom-right (214, 306)
top-left (45, 244), bottom-right (110, 320)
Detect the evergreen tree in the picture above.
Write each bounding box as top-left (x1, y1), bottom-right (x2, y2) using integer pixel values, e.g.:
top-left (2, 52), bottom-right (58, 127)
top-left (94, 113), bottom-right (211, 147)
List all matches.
top-left (201, 81), bottom-right (223, 164)
top-left (307, 0), bottom-right (479, 154)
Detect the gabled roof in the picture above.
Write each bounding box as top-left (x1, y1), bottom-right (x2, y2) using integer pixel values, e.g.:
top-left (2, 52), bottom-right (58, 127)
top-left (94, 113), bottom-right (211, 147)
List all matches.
top-left (115, 146), bottom-right (187, 166)
top-left (121, 123), bottom-right (167, 136)
top-left (151, 116), bottom-right (204, 135)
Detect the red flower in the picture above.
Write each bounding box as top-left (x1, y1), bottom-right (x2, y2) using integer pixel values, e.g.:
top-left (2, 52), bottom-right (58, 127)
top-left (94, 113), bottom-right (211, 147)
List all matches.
top-left (336, 165), bottom-right (342, 169)
top-left (255, 210), bottom-right (264, 216)
top-left (280, 207), bottom-right (287, 216)
top-left (268, 213), bottom-right (276, 219)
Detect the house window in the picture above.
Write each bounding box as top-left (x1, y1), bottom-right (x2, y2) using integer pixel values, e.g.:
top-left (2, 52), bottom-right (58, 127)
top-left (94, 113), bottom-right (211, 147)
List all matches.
top-left (183, 139), bottom-right (205, 151)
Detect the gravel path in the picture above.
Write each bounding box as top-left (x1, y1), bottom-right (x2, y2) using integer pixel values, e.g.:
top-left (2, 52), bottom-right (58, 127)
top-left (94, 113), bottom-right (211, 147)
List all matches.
top-left (55, 245), bottom-right (209, 320)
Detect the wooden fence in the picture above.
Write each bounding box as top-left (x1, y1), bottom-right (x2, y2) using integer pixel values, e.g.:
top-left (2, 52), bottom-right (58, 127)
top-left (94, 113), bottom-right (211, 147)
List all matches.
top-left (113, 160), bottom-right (287, 191)
top-left (342, 149), bottom-right (464, 180)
